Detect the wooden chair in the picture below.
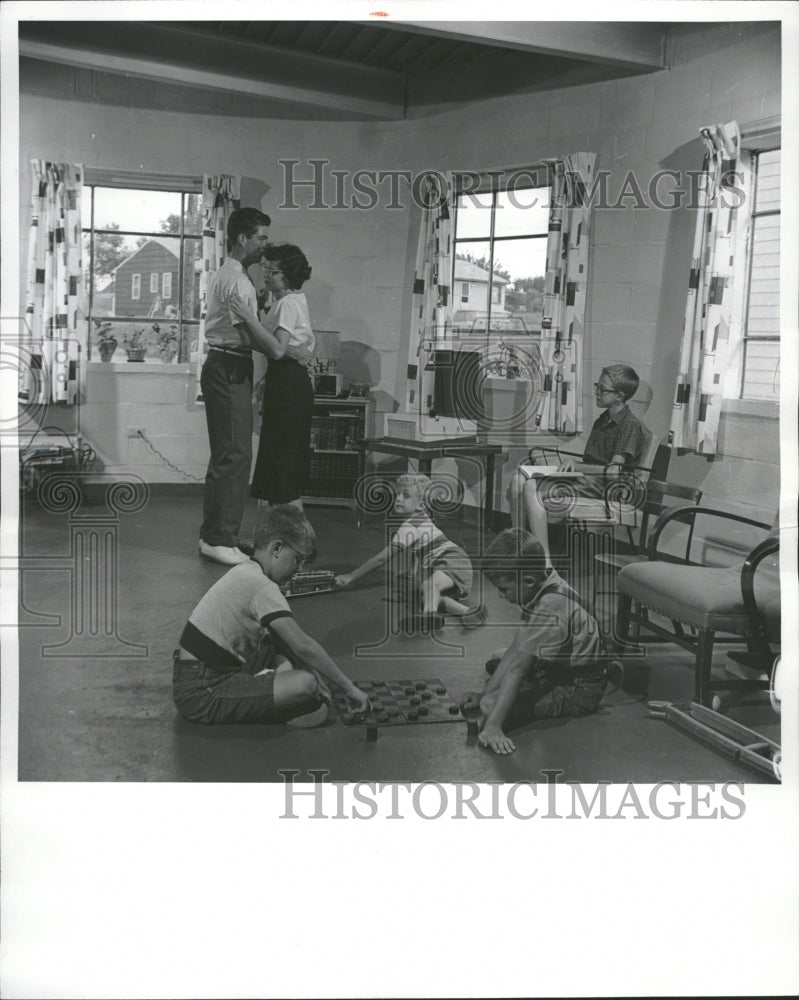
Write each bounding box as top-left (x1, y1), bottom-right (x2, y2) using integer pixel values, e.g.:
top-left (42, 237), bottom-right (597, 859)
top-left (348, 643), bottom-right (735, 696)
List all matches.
top-left (616, 506), bottom-right (779, 706)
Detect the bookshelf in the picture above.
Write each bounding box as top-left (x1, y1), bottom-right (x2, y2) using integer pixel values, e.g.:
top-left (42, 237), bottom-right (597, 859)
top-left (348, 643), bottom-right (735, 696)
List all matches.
top-left (304, 397), bottom-right (375, 509)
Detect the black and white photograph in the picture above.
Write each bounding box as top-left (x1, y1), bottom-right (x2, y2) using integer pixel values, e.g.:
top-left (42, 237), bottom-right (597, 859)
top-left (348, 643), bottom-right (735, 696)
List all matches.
top-left (1, 1), bottom-right (797, 996)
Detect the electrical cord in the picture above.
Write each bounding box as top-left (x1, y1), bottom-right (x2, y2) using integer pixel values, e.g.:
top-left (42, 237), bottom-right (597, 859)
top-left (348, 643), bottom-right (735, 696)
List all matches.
top-left (135, 430), bottom-right (204, 483)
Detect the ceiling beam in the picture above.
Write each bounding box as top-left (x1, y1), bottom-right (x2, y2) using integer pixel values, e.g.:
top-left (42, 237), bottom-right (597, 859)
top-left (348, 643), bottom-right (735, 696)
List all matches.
top-left (19, 23), bottom-right (406, 120)
top-left (375, 20), bottom-right (667, 70)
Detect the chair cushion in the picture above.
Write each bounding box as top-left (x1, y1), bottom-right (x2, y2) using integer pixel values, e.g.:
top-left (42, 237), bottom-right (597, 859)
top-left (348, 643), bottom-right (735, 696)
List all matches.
top-left (618, 562), bottom-right (751, 633)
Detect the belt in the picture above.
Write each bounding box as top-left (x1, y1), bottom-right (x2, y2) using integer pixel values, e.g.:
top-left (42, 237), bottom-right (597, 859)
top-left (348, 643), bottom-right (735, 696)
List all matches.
top-left (208, 346), bottom-right (252, 358)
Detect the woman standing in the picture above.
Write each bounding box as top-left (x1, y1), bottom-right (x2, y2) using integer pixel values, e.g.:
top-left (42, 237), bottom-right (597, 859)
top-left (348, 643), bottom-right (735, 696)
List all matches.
top-left (250, 244), bottom-right (315, 509)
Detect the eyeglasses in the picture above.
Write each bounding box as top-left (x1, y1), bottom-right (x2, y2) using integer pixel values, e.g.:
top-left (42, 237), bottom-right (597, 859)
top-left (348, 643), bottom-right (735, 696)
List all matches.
top-left (284, 541), bottom-right (312, 568)
top-left (264, 267), bottom-right (283, 277)
top-left (593, 382), bottom-right (616, 395)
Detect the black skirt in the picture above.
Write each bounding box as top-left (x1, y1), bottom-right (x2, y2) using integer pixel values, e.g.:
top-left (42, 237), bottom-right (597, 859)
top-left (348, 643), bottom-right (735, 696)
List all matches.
top-left (251, 358), bottom-right (314, 504)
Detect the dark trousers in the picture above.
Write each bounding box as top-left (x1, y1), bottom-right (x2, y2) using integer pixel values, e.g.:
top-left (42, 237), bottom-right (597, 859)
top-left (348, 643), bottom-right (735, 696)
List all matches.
top-left (200, 350), bottom-right (253, 547)
top-left (251, 358), bottom-right (313, 504)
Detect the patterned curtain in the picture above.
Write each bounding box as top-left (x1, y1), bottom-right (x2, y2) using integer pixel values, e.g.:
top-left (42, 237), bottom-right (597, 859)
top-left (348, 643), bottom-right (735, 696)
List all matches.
top-left (194, 174), bottom-right (241, 401)
top-left (405, 171), bottom-right (454, 413)
top-left (21, 161), bottom-right (86, 405)
top-left (535, 152), bottom-right (597, 435)
top-left (669, 121), bottom-right (753, 455)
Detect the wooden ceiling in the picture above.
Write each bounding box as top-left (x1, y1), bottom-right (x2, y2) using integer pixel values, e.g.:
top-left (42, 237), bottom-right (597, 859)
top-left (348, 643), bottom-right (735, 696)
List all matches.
top-left (19, 19), bottom-right (668, 120)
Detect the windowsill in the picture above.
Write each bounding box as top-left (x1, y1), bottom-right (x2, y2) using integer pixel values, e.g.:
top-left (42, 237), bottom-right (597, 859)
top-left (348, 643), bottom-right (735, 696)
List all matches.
top-left (721, 398), bottom-right (779, 419)
top-left (89, 361), bottom-right (195, 374)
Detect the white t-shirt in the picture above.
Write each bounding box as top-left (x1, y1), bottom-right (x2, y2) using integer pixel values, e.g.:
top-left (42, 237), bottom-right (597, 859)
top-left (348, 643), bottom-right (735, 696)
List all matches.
top-left (265, 292), bottom-right (315, 363)
top-left (184, 561), bottom-right (294, 666)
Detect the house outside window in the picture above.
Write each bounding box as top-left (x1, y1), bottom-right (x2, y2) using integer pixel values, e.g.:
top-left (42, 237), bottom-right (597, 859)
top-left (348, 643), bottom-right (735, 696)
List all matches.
top-left (82, 170), bottom-right (203, 363)
top-left (461, 282), bottom-right (470, 303)
top-left (452, 167), bottom-right (550, 336)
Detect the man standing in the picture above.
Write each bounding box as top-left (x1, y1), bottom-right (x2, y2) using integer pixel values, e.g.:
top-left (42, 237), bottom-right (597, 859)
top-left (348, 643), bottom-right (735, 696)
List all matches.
top-left (199, 207), bottom-right (271, 565)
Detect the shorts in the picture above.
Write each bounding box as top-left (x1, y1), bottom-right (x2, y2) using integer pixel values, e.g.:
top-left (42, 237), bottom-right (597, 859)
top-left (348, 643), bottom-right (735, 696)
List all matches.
top-left (393, 544), bottom-right (473, 607)
top-left (504, 668), bottom-right (607, 729)
top-left (172, 644), bottom-right (316, 725)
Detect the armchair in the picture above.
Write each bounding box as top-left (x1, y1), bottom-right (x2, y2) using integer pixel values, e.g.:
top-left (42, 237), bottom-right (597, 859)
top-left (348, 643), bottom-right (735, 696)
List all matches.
top-left (616, 506), bottom-right (779, 706)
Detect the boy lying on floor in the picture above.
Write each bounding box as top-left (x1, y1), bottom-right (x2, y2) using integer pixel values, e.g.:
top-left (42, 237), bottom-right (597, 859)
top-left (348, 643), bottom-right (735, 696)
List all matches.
top-left (173, 505), bottom-right (369, 727)
top-left (461, 528), bottom-right (608, 755)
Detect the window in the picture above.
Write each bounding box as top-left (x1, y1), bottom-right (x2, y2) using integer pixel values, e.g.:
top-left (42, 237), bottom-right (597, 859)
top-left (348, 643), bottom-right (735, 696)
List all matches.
top-left (740, 148), bottom-right (780, 401)
top-left (82, 170), bottom-right (203, 363)
top-left (452, 167), bottom-right (550, 336)
top-left (461, 282), bottom-right (470, 303)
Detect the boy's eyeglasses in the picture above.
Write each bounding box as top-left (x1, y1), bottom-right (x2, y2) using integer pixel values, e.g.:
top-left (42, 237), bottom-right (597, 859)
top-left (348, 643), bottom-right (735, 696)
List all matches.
top-left (284, 541), bottom-right (312, 568)
top-left (593, 382), bottom-right (616, 395)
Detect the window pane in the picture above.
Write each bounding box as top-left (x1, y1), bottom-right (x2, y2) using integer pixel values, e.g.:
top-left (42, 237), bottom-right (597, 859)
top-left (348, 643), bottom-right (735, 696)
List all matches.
top-left (455, 192), bottom-right (493, 239)
top-left (742, 340), bottom-right (779, 400)
top-left (745, 215), bottom-right (780, 336)
top-left (183, 238), bottom-right (203, 320)
top-left (453, 242), bottom-right (497, 333)
top-left (183, 193), bottom-right (204, 235)
top-left (754, 149), bottom-right (780, 213)
top-left (92, 186), bottom-right (182, 234)
top-left (494, 185), bottom-right (550, 238)
top-left (88, 320), bottom-right (158, 362)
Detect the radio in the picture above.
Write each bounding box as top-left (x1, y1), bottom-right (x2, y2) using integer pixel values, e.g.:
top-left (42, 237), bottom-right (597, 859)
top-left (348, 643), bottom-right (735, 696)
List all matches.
top-left (313, 373), bottom-right (344, 397)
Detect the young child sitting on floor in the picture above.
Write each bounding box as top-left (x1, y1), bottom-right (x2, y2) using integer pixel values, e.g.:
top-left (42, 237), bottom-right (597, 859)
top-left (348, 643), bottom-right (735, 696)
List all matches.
top-left (461, 528), bottom-right (608, 755)
top-left (335, 473), bottom-right (486, 629)
top-left (173, 505), bottom-right (369, 727)
top-left (508, 363), bottom-right (646, 568)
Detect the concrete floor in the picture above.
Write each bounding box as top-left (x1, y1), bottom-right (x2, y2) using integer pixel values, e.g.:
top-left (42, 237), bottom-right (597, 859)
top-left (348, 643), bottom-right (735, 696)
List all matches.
top-left (16, 493), bottom-right (780, 783)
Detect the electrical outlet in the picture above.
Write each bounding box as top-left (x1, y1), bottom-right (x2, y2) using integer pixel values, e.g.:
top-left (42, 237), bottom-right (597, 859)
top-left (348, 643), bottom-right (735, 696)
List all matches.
top-left (126, 427), bottom-right (145, 438)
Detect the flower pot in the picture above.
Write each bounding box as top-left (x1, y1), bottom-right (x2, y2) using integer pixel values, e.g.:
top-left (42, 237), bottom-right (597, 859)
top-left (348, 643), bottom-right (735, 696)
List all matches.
top-left (159, 346), bottom-right (178, 364)
top-left (98, 339), bottom-right (117, 362)
top-left (126, 347), bottom-right (147, 363)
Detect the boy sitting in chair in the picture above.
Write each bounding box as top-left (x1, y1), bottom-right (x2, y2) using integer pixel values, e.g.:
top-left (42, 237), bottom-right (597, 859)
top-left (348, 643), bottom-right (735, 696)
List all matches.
top-left (508, 364), bottom-right (646, 569)
top-left (174, 505), bottom-right (369, 727)
top-left (461, 528), bottom-right (609, 755)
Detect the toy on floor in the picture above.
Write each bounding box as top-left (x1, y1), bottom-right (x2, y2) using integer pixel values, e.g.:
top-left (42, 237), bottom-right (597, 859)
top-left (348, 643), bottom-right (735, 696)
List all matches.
top-left (282, 570), bottom-right (337, 597)
top-left (333, 678), bottom-right (464, 733)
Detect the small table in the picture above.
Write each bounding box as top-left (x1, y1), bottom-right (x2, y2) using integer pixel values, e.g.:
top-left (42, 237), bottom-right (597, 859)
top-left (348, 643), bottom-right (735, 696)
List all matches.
top-left (358, 436), bottom-right (505, 529)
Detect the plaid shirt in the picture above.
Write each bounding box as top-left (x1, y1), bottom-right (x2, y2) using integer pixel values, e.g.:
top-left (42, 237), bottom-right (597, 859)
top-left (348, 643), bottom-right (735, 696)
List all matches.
top-left (582, 405), bottom-right (645, 467)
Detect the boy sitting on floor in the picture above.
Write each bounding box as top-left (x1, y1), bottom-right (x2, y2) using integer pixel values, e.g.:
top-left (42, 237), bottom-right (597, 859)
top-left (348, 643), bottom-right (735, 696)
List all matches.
top-left (508, 364), bottom-right (646, 568)
top-left (335, 473), bottom-right (486, 629)
top-left (173, 505), bottom-right (369, 727)
top-left (461, 528), bottom-right (608, 755)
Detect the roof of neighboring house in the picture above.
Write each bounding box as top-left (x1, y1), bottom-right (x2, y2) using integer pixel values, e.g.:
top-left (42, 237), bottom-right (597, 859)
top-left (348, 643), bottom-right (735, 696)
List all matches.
top-left (454, 258), bottom-right (510, 284)
top-left (112, 236), bottom-right (179, 275)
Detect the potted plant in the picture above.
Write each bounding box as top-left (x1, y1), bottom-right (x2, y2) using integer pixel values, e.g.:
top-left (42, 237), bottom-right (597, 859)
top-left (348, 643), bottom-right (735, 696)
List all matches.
top-left (124, 327), bottom-right (148, 362)
top-left (93, 319), bottom-right (118, 362)
top-left (154, 321), bottom-right (179, 364)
